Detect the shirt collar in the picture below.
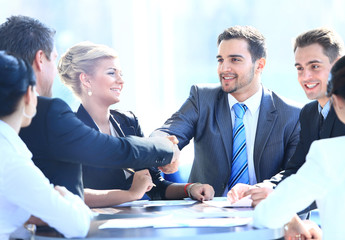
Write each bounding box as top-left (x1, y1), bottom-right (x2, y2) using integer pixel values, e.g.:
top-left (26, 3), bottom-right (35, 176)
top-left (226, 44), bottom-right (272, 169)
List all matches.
top-left (0, 120), bottom-right (32, 158)
top-left (228, 85), bottom-right (263, 114)
top-left (318, 100), bottom-right (331, 119)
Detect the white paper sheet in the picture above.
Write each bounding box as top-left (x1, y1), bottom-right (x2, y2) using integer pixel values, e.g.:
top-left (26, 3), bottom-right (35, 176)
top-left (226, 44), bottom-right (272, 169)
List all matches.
top-left (113, 199), bottom-right (197, 208)
top-left (203, 196), bottom-right (252, 208)
top-left (99, 215), bottom-right (252, 229)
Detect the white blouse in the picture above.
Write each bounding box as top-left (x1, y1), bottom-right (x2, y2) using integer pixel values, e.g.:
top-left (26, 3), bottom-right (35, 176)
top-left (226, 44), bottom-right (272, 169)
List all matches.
top-left (0, 120), bottom-right (93, 239)
top-left (253, 136), bottom-right (345, 240)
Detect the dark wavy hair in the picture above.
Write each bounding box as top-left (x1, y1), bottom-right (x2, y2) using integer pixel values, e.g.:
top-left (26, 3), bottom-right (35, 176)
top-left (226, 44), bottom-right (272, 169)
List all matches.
top-left (327, 55), bottom-right (345, 99)
top-left (0, 51), bottom-right (36, 117)
top-left (217, 25), bottom-right (266, 63)
top-left (0, 15), bottom-right (55, 64)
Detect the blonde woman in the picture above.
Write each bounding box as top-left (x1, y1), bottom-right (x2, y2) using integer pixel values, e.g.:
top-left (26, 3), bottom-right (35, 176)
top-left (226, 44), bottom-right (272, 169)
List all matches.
top-left (58, 42), bottom-right (214, 207)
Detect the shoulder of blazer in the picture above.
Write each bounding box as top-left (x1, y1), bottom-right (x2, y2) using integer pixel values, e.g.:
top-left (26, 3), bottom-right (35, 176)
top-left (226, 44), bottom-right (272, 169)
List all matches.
top-left (36, 97), bottom-right (73, 122)
top-left (37, 96), bottom-right (65, 111)
top-left (301, 101), bottom-right (318, 112)
top-left (268, 88), bottom-right (303, 112)
top-left (191, 83), bottom-right (225, 101)
top-left (299, 101), bottom-right (319, 120)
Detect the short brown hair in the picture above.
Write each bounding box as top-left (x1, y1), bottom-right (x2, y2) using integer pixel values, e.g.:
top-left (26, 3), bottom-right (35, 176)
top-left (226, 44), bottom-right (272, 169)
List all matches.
top-left (294, 28), bottom-right (344, 64)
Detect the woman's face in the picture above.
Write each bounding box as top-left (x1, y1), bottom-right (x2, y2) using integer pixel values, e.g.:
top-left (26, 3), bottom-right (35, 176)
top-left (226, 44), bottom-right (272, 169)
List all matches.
top-left (88, 58), bottom-right (124, 106)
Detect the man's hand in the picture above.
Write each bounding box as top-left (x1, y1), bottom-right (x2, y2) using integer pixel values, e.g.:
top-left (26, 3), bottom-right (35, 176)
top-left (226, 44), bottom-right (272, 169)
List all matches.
top-left (158, 135), bottom-right (180, 174)
top-left (243, 187), bottom-right (273, 207)
top-left (227, 183), bottom-right (251, 203)
top-left (166, 135), bottom-right (180, 163)
top-left (158, 159), bottom-right (180, 174)
top-left (166, 135), bottom-right (179, 145)
top-left (190, 184), bottom-right (215, 201)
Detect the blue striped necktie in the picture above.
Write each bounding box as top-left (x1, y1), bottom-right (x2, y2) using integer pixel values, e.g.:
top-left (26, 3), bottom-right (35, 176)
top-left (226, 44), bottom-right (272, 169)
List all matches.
top-left (228, 103), bottom-right (249, 190)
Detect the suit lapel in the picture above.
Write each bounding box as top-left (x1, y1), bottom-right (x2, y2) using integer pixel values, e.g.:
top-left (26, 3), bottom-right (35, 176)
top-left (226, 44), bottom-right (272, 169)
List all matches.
top-left (109, 115), bottom-right (126, 137)
top-left (253, 88), bottom-right (278, 179)
top-left (215, 90), bottom-right (233, 168)
top-left (308, 102), bottom-right (321, 140)
top-left (76, 104), bottom-right (99, 131)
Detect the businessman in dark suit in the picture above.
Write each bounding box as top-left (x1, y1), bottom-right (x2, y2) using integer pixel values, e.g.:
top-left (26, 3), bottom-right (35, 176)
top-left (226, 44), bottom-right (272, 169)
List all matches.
top-left (0, 15), bottom-right (178, 198)
top-left (229, 28), bottom-right (345, 207)
top-left (152, 26), bottom-right (301, 197)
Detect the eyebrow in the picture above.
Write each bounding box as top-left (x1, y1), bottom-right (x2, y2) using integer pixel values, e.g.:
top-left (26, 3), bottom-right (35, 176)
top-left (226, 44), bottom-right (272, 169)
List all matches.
top-left (216, 54), bottom-right (244, 59)
top-left (294, 60), bottom-right (323, 67)
top-left (107, 67), bottom-right (117, 71)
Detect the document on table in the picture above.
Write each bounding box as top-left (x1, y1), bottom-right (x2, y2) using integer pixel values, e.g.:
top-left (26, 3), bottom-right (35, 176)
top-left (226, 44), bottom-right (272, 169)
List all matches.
top-left (113, 199), bottom-right (197, 208)
top-left (98, 215), bottom-right (252, 229)
top-left (203, 196), bottom-right (252, 208)
top-left (99, 216), bottom-right (171, 229)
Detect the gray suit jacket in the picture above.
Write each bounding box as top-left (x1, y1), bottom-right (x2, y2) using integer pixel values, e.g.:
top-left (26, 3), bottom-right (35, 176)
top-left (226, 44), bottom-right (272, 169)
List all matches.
top-left (154, 84), bottom-right (301, 196)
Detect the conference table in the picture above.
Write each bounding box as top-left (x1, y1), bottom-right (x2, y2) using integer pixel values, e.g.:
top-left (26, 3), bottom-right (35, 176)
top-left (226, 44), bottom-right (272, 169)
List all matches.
top-left (30, 197), bottom-right (283, 240)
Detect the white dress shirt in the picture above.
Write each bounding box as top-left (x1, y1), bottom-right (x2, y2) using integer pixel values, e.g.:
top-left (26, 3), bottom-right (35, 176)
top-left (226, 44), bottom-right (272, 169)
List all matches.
top-left (253, 136), bottom-right (345, 240)
top-left (0, 120), bottom-right (93, 239)
top-left (228, 85), bottom-right (262, 185)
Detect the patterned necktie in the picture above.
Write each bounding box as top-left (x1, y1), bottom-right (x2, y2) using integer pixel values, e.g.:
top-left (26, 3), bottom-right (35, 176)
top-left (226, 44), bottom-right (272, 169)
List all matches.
top-left (228, 103), bottom-right (249, 190)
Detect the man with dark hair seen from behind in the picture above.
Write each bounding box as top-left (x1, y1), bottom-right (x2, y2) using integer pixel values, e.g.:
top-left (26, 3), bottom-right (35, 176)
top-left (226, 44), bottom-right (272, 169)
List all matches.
top-left (0, 15), bottom-right (179, 199)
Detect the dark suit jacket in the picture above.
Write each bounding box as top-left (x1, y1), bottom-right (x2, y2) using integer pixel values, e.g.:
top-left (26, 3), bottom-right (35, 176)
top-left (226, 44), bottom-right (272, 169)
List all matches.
top-left (154, 84), bottom-right (301, 196)
top-left (270, 100), bottom-right (345, 184)
top-left (77, 104), bottom-right (172, 200)
top-left (19, 97), bottom-right (173, 197)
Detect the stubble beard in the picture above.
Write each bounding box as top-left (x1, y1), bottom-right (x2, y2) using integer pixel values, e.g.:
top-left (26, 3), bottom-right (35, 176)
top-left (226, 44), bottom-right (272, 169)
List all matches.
top-left (220, 66), bottom-right (255, 94)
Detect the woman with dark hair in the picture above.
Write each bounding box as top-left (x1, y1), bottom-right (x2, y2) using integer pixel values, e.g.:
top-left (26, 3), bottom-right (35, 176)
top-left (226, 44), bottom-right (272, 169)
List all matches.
top-left (0, 51), bottom-right (92, 239)
top-left (253, 56), bottom-right (345, 240)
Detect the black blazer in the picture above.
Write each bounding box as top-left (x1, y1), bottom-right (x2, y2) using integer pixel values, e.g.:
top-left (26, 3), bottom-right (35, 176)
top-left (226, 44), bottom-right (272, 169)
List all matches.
top-left (268, 101), bottom-right (345, 215)
top-left (270, 100), bottom-right (345, 184)
top-left (19, 97), bottom-right (173, 197)
top-left (77, 104), bottom-right (172, 200)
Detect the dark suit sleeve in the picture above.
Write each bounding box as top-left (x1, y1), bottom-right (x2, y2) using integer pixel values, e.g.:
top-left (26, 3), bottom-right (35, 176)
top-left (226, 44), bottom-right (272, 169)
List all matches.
top-left (153, 85), bottom-right (199, 150)
top-left (46, 99), bottom-right (173, 169)
top-left (124, 111), bottom-right (174, 199)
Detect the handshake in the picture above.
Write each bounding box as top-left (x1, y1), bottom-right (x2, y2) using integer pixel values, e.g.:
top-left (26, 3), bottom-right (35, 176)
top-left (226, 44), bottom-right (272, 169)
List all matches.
top-left (158, 135), bottom-right (180, 174)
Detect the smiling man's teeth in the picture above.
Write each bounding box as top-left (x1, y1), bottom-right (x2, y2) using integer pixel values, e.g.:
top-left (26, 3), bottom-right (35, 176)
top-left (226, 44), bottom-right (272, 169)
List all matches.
top-left (223, 76), bottom-right (235, 80)
top-left (306, 83), bottom-right (317, 89)
top-left (110, 88), bottom-right (120, 92)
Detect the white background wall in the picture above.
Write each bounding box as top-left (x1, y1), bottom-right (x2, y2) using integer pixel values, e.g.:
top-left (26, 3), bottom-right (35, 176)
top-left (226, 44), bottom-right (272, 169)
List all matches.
top-left (2, 0), bottom-right (345, 180)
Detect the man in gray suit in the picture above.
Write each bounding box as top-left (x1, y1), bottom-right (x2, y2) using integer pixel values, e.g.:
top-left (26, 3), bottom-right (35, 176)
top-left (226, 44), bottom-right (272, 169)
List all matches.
top-left (152, 26), bottom-right (301, 197)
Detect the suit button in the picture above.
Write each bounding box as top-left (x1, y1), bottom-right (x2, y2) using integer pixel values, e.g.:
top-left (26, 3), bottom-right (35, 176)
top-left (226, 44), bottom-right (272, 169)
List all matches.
top-left (155, 158), bottom-right (162, 163)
